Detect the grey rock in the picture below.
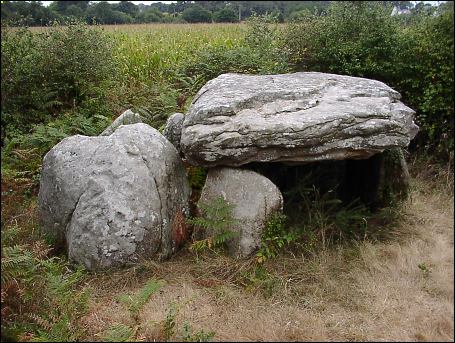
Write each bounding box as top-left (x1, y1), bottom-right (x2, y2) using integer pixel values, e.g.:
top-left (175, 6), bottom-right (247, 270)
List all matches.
top-left (376, 148), bottom-right (410, 206)
top-left (100, 109), bottom-right (142, 136)
top-left (38, 123), bottom-right (190, 270)
top-left (180, 72), bottom-right (419, 167)
top-left (198, 167), bottom-right (283, 257)
top-left (163, 113), bottom-right (184, 153)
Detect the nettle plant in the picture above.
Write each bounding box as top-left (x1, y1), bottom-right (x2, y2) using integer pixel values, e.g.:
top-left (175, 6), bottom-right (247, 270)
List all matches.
top-left (188, 196), bottom-right (239, 253)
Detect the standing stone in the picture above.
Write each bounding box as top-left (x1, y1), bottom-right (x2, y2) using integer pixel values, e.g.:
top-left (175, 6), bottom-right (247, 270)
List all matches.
top-left (38, 123), bottom-right (190, 270)
top-left (376, 148), bottom-right (410, 206)
top-left (180, 72), bottom-right (419, 167)
top-left (197, 167), bottom-right (283, 257)
top-left (100, 109), bottom-right (142, 136)
top-left (163, 112), bottom-right (184, 154)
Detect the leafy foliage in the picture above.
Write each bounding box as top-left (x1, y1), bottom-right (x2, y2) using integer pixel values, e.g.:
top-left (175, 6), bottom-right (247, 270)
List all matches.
top-left (1, 21), bottom-right (117, 144)
top-left (100, 323), bottom-right (135, 342)
top-left (256, 213), bottom-right (297, 263)
top-left (1, 227), bottom-right (88, 342)
top-left (393, 4), bottom-right (454, 158)
top-left (182, 5), bottom-right (212, 23)
top-left (283, 1), bottom-right (454, 159)
top-left (117, 278), bottom-right (165, 321)
top-left (213, 7), bottom-right (238, 23)
top-left (189, 197), bottom-right (239, 253)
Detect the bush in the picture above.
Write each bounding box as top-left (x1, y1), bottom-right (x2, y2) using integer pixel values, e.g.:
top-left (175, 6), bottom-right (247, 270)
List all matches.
top-left (393, 5), bottom-right (454, 159)
top-left (284, 2), bottom-right (398, 81)
top-left (283, 1), bottom-right (454, 161)
top-left (1, 21), bottom-right (117, 145)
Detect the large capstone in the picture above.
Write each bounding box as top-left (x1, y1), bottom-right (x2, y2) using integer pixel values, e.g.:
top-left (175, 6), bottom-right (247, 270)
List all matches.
top-left (197, 167), bottom-right (283, 257)
top-left (38, 123), bottom-right (191, 270)
top-left (180, 72), bottom-right (419, 167)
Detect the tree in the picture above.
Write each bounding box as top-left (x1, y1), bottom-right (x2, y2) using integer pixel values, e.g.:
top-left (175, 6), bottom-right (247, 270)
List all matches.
top-left (0, 1), bottom-right (57, 26)
top-left (213, 6), bottom-right (238, 22)
top-left (85, 1), bottom-right (132, 24)
top-left (135, 8), bottom-right (164, 23)
top-left (113, 1), bottom-right (139, 18)
top-left (50, 1), bottom-right (89, 14)
top-left (181, 4), bottom-right (212, 23)
top-left (65, 5), bottom-right (84, 19)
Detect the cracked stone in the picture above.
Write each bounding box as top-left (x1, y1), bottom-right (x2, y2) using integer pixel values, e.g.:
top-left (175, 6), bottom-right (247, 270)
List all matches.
top-left (38, 123), bottom-right (191, 270)
top-left (180, 72), bottom-right (419, 167)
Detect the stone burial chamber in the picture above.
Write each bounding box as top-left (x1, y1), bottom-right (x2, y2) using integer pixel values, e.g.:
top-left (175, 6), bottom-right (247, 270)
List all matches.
top-left (174, 72), bottom-right (418, 256)
top-left (38, 72), bottom-right (418, 269)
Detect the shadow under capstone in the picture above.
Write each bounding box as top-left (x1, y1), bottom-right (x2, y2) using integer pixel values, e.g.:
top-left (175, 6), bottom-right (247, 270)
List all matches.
top-left (244, 149), bottom-right (409, 224)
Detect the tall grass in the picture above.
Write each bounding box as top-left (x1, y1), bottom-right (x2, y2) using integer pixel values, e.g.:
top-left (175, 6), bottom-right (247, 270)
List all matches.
top-left (106, 23), bottom-right (246, 85)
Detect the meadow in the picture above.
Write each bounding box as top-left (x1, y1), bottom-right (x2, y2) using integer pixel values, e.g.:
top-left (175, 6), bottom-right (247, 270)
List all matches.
top-left (1, 3), bottom-right (454, 341)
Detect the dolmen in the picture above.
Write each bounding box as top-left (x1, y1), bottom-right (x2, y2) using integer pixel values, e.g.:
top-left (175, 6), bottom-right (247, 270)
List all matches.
top-left (38, 72), bottom-right (418, 269)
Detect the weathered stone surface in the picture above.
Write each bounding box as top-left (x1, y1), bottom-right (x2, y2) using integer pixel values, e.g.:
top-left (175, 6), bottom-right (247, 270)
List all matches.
top-left (180, 72), bottom-right (419, 167)
top-left (163, 112), bottom-right (184, 153)
top-left (376, 148), bottom-right (410, 206)
top-left (100, 109), bottom-right (142, 136)
top-left (198, 167), bottom-right (283, 257)
top-left (38, 123), bottom-right (190, 270)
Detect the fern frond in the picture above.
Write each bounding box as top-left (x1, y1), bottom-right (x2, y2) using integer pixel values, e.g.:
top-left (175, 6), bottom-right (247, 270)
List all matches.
top-left (100, 323), bottom-right (134, 342)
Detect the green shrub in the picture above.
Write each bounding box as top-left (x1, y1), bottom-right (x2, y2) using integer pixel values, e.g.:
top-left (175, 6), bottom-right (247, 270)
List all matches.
top-left (393, 5), bottom-right (454, 159)
top-left (256, 213), bottom-right (297, 264)
top-left (283, 1), bottom-right (454, 160)
top-left (181, 5), bottom-right (212, 23)
top-left (284, 2), bottom-right (398, 80)
top-left (1, 21), bottom-right (117, 144)
top-left (213, 7), bottom-right (238, 23)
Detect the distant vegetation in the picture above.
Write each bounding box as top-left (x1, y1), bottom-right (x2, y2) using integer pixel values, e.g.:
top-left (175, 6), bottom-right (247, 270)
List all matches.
top-left (1, 0), bottom-right (431, 25)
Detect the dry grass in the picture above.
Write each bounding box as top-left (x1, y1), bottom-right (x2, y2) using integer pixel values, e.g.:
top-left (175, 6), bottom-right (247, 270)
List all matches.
top-left (78, 167), bottom-right (454, 342)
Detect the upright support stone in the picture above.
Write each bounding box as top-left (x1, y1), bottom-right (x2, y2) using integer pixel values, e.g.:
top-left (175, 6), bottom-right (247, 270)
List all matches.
top-left (376, 148), bottom-right (410, 207)
top-left (38, 123), bottom-right (191, 270)
top-left (197, 167), bottom-right (283, 257)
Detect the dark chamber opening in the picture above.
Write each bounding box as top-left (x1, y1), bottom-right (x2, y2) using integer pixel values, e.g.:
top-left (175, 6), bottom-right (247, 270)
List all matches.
top-left (244, 153), bottom-right (384, 221)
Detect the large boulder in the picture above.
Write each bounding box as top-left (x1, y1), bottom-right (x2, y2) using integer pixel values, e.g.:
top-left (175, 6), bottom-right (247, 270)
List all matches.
top-left (38, 123), bottom-right (191, 270)
top-left (180, 72), bottom-right (419, 167)
top-left (100, 109), bottom-right (142, 136)
top-left (197, 167), bottom-right (283, 257)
